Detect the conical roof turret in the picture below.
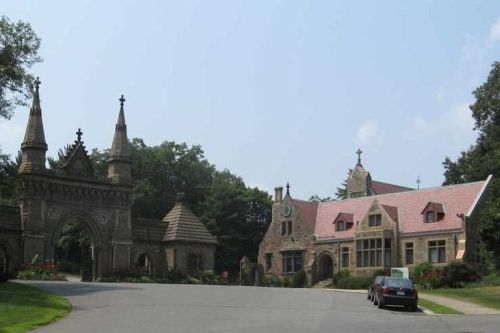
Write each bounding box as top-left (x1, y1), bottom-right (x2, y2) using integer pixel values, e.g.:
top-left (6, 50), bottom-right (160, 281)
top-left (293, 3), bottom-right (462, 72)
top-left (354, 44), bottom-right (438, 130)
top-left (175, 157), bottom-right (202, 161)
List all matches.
top-left (107, 95), bottom-right (131, 184)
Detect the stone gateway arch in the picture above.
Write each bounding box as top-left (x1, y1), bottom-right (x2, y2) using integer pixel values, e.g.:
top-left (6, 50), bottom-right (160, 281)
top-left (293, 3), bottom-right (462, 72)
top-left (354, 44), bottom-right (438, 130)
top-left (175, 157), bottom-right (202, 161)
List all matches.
top-left (0, 79), bottom-right (217, 280)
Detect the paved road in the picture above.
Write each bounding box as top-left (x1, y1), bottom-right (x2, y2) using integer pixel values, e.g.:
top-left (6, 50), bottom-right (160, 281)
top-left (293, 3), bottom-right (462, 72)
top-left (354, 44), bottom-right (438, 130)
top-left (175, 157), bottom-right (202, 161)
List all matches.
top-left (23, 281), bottom-right (500, 333)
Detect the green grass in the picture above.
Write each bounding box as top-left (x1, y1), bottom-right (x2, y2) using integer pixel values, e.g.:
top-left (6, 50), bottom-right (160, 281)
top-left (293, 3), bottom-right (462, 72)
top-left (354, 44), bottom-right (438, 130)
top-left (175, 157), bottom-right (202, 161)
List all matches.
top-left (418, 298), bottom-right (462, 314)
top-left (420, 286), bottom-right (500, 311)
top-left (0, 282), bottom-right (71, 333)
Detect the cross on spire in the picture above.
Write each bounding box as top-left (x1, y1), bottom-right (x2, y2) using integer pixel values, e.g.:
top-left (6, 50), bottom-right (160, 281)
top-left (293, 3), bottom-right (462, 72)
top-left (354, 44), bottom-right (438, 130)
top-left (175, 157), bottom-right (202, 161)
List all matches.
top-left (356, 148), bottom-right (363, 164)
top-left (119, 94), bottom-right (125, 107)
top-left (416, 176), bottom-right (421, 190)
top-left (76, 128), bottom-right (83, 142)
top-left (34, 77), bottom-right (41, 92)
top-left (286, 182), bottom-right (290, 195)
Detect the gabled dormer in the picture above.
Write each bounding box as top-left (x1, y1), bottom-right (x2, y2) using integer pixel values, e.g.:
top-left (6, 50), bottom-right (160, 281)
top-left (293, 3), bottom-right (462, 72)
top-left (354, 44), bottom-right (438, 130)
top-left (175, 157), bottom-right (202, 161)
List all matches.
top-left (421, 202), bottom-right (445, 223)
top-left (60, 129), bottom-right (94, 177)
top-left (333, 212), bottom-right (354, 232)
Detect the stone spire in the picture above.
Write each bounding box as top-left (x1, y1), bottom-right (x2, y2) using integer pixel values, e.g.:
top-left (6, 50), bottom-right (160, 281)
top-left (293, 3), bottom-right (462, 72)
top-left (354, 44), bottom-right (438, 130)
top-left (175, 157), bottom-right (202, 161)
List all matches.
top-left (19, 77), bottom-right (48, 173)
top-left (347, 149), bottom-right (371, 198)
top-left (107, 95), bottom-right (131, 184)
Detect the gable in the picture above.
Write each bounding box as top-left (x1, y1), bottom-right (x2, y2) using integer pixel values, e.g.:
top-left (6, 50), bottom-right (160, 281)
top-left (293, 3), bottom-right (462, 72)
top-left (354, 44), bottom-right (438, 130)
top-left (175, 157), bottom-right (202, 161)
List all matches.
top-left (61, 141), bottom-right (94, 177)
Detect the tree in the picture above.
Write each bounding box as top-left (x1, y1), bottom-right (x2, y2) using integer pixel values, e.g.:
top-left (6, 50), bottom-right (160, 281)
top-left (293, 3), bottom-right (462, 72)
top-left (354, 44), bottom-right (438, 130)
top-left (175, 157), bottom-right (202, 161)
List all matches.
top-left (442, 62), bottom-right (500, 266)
top-left (0, 151), bottom-right (19, 205)
top-left (308, 194), bottom-right (333, 203)
top-left (0, 16), bottom-right (42, 119)
top-left (335, 170), bottom-right (351, 200)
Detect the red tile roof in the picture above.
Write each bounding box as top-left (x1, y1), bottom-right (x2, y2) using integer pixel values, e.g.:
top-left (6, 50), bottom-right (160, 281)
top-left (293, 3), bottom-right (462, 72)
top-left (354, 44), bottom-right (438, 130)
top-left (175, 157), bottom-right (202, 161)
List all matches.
top-left (370, 180), bottom-right (413, 195)
top-left (313, 178), bottom-right (490, 241)
top-left (291, 198), bottom-right (318, 229)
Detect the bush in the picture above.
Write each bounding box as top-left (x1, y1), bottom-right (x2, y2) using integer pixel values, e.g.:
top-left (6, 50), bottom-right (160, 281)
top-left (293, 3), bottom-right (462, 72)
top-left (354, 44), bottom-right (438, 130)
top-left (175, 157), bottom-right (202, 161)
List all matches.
top-left (292, 270), bottom-right (306, 288)
top-left (411, 262), bottom-right (442, 289)
top-left (336, 276), bottom-right (372, 289)
top-left (283, 276), bottom-right (291, 287)
top-left (17, 262), bottom-right (66, 281)
top-left (98, 269), bottom-right (151, 283)
top-left (441, 261), bottom-right (481, 287)
top-left (332, 269), bottom-right (350, 286)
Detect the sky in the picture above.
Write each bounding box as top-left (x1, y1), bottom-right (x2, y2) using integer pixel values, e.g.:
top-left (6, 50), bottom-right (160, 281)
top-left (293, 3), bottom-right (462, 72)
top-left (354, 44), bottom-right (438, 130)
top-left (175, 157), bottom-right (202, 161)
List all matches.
top-left (1, 0), bottom-right (500, 199)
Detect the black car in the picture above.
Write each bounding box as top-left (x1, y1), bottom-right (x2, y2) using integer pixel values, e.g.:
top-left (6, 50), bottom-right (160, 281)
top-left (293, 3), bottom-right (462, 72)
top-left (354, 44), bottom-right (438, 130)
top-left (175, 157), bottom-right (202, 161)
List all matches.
top-left (373, 277), bottom-right (418, 311)
top-left (367, 276), bottom-right (385, 302)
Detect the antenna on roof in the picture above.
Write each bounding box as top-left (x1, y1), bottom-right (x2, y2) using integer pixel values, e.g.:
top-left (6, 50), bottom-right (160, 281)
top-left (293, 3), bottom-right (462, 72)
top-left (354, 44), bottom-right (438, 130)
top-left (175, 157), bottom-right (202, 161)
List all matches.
top-left (416, 176), bottom-right (421, 190)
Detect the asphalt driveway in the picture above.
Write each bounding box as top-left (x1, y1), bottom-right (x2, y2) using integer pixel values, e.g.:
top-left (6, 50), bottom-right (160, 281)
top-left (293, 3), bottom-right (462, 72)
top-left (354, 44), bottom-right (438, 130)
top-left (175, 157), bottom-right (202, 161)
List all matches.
top-left (22, 281), bottom-right (500, 333)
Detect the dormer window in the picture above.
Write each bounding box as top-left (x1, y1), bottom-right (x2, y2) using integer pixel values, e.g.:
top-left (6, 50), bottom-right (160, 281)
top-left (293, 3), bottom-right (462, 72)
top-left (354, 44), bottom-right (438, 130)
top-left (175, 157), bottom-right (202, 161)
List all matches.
top-left (422, 202), bottom-right (445, 223)
top-left (369, 214), bottom-right (381, 227)
top-left (426, 211), bottom-right (435, 223)
top-left (337, 221), bottom-right (346, 231)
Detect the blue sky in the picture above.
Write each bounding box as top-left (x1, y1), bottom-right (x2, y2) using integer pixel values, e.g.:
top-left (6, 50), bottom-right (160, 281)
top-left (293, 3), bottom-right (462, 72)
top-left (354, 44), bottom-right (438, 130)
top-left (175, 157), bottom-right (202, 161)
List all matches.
top-left (2, 0), bottom-right (500, 199)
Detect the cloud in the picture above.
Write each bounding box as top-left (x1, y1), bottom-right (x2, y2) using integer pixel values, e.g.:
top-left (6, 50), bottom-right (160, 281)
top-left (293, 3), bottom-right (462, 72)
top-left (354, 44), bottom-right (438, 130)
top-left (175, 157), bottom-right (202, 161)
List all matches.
top-left (356, 121), bottom-right (379, 147)
top-left (488, 18), bottom-right (500, 43)
top-left (0, 121), bottom-right (24, 154)
top-left (413, 103), bottom-right (474, 142)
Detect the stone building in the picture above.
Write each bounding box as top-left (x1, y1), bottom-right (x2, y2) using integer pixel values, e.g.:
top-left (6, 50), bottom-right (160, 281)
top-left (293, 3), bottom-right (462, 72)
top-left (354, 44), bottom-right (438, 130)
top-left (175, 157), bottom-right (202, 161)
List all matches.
top-left (258, 152), bottom-right (491, 284)
top-left (0, 79), bottom-right (216, 280)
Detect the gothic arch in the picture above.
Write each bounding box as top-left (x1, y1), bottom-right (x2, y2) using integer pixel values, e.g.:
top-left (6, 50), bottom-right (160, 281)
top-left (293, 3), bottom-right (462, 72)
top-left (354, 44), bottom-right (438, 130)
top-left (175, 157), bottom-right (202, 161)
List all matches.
top-left (135, 252), bottom-right (154, 277)
top-left (315, 250), bottom-right (335, 282)
top-left (50, 211), bottom-right (102, 248)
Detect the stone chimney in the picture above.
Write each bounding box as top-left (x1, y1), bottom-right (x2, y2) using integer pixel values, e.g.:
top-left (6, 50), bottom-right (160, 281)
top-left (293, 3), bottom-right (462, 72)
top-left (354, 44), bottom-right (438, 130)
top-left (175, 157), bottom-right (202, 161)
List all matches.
top-left (274, 186), bottom-right (283, 203)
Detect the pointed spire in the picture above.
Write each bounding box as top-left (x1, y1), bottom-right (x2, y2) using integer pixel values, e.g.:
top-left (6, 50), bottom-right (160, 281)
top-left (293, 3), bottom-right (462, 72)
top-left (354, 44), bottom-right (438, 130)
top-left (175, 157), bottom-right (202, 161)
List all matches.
top-left (19, 77), bottom-right (47, 173)
top-left (109, 94), bottom-right (130, 160)
top-left (108, 94), bottom-right (131, 184)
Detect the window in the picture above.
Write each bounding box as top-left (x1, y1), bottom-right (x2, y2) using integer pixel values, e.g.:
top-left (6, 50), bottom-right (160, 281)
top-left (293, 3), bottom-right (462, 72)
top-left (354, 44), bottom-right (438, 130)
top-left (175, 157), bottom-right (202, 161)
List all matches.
top-left (428, 240), bottom-right (446, 263)
top-left (287, 220), bottom-right (292, 235)
top-left (405, 242), bottom-right (414, 265)
top-left (281, 222), bottom-right (286, 236)
top-left (356, 238), bottom-right (382, 267)
top-left (281, 221), bottom-right (292, 236)
top-left (368, 214), bottom-right (382, 227)
top-left (425, 211), bottom-right (435, 223)
top-left (281, 251), bottom-right (303, 273)
top-left (336, 221), bottom-right (345, 231)
top-left (384, 238), bottom-right (392, 267)
top-left (341, 247), bottom-right (349, 268)
top-left (265, 253), bottom-right (273, 271)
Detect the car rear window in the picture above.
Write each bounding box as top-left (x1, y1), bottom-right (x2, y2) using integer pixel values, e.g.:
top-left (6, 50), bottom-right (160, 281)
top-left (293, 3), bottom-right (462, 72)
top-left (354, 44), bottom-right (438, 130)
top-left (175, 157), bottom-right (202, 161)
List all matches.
top-left (386, 278), bottom-right (413, 288)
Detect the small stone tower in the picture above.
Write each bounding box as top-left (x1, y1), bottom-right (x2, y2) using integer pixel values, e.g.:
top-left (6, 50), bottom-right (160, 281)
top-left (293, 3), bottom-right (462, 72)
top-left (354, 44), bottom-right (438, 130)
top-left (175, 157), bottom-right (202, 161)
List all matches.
top-left (107, 95), bottom-right (131, 184)
top-left (347, 149), bottom-right (372, 198)
top-left (19, 78), bottom-right (47, 174)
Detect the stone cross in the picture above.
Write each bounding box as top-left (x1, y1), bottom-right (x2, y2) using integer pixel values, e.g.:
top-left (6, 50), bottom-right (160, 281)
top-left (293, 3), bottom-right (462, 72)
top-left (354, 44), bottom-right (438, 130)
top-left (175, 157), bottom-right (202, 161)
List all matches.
top-left (356, 148), bottom-right (362, 164)
top-left (119, 94), bottom-right (125, 107)
top-left (34, 77), bottom-right (41, 92)
top-left (76, 128), bottom-right (83, 142)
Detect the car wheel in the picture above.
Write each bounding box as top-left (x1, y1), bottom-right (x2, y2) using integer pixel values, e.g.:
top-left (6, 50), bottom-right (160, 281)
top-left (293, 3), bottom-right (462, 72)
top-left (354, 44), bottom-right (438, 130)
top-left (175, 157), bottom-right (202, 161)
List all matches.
top-left (377, 297), bottom-right (384, 309)
top-left (410, 304), bottom-right (417, 312)
top-left (373, 295), bottom-right (378, 305)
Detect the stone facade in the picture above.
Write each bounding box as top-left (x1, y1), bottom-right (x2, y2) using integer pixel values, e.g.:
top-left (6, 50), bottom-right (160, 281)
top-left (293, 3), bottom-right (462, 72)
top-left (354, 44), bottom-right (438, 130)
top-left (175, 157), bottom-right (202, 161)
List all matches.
top-left (258, 153), bottom-right (491, 285)
top-left (0, 79), bottom-right (217, 279)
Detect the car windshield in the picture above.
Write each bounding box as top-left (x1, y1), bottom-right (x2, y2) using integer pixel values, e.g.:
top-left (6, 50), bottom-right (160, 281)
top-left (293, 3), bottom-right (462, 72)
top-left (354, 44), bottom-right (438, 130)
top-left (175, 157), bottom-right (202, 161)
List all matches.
top-left (386, 278), bottom-right (413, 288)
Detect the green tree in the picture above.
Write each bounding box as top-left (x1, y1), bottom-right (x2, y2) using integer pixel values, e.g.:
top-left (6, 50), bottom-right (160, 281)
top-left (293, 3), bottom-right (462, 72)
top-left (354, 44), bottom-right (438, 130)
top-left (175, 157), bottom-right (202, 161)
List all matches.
top-left (0, 151), bottom-right (19, 205)
top-left (442, 61), bottom-right (500, 265)
top-left (0, 16), bottom-right (42, 119)
top-left (308, 194), bottom-right (333, 203)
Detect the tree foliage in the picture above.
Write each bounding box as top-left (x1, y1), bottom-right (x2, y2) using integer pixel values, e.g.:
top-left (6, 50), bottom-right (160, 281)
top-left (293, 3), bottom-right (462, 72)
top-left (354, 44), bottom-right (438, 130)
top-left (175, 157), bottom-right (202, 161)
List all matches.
top-left (0, 16), bottom-right (42, 119)
top-left (442, 61), bottom-right (500, 265)
top-left (0, 151), bottom-right (19, 205)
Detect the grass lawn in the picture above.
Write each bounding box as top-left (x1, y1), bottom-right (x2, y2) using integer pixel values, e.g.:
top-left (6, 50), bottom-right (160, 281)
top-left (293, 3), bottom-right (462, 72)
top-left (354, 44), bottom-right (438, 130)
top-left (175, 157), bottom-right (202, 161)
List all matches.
top-left (420, 286), bottom-right (500, 311)
top-left (418, 298), bottom-right (462, 314)
top-left (0, 282), bottom-right (71, 333)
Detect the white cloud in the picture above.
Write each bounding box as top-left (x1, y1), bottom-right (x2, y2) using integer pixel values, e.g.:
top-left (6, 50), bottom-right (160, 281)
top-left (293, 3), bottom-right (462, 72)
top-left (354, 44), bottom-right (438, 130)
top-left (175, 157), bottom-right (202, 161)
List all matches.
top-left (356, 121), bottom-right (379, 147)
top-left (413, 103), bottom-right (474, 143)
top-left (0, 121), bottom-right (24, 154)
top-left (488, 18), bottom-right (500, 43)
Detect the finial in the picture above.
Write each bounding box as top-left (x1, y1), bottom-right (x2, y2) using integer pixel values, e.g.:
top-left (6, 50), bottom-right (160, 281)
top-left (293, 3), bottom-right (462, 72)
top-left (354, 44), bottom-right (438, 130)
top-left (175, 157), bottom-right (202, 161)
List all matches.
top-left (34, 77), bottom-right (41, 92)
top-left (356, 148), bottom-right (363, 164)
top-left (176, 192), bottom-right (185, 203)
top-left (119, 94), bottom-right (125, 107)
top-left (76, 128), bottom-right (83, 142)
top-left (416, 176), bottom-right (421, 190)
top-left (286, 182), bottom-right (290, 195)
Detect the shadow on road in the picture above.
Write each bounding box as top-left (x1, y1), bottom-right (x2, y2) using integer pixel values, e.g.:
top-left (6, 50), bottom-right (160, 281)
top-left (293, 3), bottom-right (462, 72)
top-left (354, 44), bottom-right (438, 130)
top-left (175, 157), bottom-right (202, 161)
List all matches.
top-left (17, 281), bottom-right (141, 297)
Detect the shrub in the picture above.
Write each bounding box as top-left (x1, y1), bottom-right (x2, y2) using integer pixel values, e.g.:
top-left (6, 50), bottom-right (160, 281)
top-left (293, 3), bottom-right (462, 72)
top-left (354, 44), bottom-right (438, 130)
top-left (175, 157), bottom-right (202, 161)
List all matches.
top-left (17, 262), bottom-right (66, 281)
top-left (292, 270), bottom-right (306, 288)
top-left (336, 276), bottom-right (372, 289)
top-left (283, 276), bottom-right (291, 287)
top-left (411, 262), bottom-right (433, 287)
top-left (441, 261), bottom-right (481, 287)
top-left (332, 269), bottom-right (350, 286)
top-left (98, 269), bottom-right (151, 283)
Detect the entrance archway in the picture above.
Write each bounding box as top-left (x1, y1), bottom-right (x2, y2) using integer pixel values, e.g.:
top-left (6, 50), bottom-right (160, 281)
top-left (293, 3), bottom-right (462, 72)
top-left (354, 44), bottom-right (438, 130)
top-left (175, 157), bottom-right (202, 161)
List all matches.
top-left (136, 253), bottom-right (153, 277)
top-left (317, 253), bottom-right (334, 281)
top-left (52, 213), bottom-right (100, 282)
